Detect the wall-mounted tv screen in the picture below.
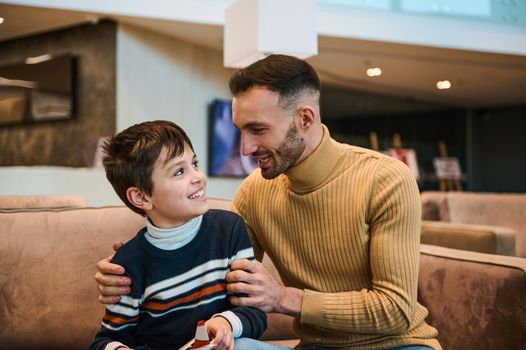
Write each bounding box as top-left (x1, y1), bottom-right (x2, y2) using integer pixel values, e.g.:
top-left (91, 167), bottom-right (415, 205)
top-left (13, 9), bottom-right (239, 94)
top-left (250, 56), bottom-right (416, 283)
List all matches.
top-left (208, 99), bottom-right (258, 177)
top-left (0, 54), bottom-right (76, 126)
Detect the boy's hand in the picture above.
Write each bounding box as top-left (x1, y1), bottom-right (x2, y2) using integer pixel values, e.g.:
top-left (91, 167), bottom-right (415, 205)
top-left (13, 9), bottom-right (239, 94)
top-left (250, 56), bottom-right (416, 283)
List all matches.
top-left (94, 241), bottom-right (132, 304)
top-left (205, 317), bottom-right (233, 350)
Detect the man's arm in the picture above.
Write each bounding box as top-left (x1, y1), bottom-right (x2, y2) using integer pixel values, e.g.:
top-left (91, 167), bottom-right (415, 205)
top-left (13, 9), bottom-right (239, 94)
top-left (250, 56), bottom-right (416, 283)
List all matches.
top-left (95, 241), bottom-right (132, 304)
top-left (229, 178), bottom-right (302, 317)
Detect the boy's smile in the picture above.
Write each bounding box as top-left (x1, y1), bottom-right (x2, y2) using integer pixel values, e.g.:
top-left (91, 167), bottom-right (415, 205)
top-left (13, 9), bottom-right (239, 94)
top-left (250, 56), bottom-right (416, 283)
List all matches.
top-left (188, 189), bottom-right (206, 200)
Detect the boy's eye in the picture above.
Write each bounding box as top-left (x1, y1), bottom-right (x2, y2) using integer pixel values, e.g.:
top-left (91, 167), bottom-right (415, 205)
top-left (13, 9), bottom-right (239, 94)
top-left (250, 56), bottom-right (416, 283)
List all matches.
top-left (174, 169), bottom-right (184, 176)
top-left (193, 160), bottom-right (199, 168)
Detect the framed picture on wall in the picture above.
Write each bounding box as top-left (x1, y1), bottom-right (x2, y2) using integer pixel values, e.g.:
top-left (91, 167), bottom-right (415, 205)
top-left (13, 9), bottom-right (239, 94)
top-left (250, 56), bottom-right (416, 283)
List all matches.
top-left (0, 54), bottom-right (76, 126)
top-left (433, 157), bottom-right (462, 179)
top-left (208, 99), bottom-right (258, 177)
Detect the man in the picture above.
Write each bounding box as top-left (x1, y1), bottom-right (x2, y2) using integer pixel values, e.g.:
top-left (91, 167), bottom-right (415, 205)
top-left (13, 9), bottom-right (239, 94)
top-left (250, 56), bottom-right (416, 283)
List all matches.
top-left (96, 55), bottom-right (440, 350)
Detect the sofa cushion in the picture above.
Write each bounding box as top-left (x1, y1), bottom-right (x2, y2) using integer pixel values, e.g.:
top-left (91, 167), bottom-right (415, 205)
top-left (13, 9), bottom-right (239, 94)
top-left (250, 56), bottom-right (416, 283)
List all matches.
top-left (421, 220), bottom-right (516, 256)
top-left (418, 244), bottom-right (526, 349)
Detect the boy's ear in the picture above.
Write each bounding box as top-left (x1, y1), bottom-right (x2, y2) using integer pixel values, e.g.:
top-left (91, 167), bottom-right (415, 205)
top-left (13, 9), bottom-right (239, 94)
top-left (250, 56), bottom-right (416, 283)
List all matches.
top-left (126, 187), bottom-right (153, 211)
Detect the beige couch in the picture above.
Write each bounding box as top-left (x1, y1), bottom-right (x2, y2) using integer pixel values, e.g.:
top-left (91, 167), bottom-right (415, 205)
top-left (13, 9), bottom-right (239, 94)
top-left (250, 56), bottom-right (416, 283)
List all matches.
top-left (421, 191), bottom-right (526, 257)
top-left (1, 200), bottom-right (525, 349)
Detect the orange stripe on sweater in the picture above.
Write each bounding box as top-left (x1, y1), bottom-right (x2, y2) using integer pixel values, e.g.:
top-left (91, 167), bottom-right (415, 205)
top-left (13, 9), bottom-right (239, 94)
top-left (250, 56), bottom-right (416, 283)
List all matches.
top-left (144, 283), bottom-right (226, 311)
top-left (103, 314), bottom-right (140, 325)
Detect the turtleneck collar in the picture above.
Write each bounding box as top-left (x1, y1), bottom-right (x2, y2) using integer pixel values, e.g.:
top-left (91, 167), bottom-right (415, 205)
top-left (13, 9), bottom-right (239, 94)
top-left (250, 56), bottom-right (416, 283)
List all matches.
top-left (145, 215), bottom-right (203, 250)
top-left (284, 124), bottom-right (341, 193)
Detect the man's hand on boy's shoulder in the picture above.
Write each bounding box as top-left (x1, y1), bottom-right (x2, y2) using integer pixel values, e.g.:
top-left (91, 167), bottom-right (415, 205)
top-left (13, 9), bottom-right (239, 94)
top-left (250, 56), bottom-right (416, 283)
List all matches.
top-left (95, 241), bottom-right (132, 304)
top-left (206, 317), bottom-right (233, 350)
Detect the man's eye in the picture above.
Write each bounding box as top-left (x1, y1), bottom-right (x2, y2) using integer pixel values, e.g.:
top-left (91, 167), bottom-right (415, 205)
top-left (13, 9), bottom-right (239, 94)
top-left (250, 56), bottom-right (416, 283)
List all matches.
top-left (252, 128), bottom-right (265, 134)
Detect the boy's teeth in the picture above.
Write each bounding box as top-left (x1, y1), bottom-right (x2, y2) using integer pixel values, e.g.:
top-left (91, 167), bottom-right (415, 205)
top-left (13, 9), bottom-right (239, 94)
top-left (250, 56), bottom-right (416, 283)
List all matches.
top-left (189, 190), bottom-right (203, 199)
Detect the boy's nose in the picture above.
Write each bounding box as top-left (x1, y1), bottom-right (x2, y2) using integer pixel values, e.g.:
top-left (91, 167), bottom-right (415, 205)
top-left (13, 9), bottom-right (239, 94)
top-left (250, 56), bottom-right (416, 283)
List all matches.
top-left (191, 170), bottom-right (205, 184)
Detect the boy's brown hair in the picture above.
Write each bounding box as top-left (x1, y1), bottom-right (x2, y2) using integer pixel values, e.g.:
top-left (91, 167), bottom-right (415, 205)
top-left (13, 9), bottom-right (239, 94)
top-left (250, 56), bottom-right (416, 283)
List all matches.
top-left (102, 120), bottom-right (194, 216)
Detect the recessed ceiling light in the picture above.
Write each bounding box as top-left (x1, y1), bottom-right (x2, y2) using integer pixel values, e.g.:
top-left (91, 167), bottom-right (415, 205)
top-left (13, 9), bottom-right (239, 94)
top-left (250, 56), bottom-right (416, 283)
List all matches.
top-left (0, 18), bottom-right (5, 24)
top-left (436, 80), bottom-right (452, 90)
top-left (366, 67), bottom-right (382, 77)
top-left (25, 54), bottom-right (53, 64)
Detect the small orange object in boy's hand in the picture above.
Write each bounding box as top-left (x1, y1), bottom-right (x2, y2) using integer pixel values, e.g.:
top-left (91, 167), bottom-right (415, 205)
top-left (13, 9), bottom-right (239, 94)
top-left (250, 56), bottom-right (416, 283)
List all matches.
top-left (177, 320), bottom-right (215, 350)
top-left (191, 320), bottom-right (212, 349)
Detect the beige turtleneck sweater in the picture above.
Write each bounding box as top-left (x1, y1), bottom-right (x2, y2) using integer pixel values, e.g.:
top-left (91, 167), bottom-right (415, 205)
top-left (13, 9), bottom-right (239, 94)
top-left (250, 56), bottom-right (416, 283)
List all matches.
top-left (232, 126), bottom-right (441, 349)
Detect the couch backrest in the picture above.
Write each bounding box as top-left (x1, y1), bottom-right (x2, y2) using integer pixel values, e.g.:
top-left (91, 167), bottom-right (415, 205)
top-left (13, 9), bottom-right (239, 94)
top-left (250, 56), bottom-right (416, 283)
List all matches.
top-left (0, 195), bottom-right (87, 209)
top-left (419, 244), bottom-right (526, 349)
top-left (420, 191), bottom-right (448, 221)
top-left (441, 192), bottom-right (526, 257)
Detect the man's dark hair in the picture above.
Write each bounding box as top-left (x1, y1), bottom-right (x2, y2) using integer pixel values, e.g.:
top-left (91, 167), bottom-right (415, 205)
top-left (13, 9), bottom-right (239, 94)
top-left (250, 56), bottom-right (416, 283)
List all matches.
top-left (228, 54), bottom-right (321, 110)
top-left (102, 120), bottom-right (194, 216)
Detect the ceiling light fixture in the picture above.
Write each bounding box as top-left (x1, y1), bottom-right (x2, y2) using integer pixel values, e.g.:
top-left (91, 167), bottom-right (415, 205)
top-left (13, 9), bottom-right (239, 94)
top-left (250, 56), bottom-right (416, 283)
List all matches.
top-left (366, 67), bottom-right (382, 77)
top-left (436, 80), bottom-right (452, 90)
top-left (25, 54), bottom-right (52, 65)
top-left (0, 17), bottom-right (4, 24)
top-left (0, 77), bottom-right (37, 89)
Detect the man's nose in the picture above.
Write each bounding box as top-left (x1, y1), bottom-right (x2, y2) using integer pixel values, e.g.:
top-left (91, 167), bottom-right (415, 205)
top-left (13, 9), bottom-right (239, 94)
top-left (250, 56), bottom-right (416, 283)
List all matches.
top-left (240, 134), bottom-right (257, 156)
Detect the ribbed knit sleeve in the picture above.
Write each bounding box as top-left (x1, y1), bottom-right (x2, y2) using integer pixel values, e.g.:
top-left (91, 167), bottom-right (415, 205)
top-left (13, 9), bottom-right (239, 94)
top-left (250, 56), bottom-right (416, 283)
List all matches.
top-left (232, 181), bottom-right (265, 262)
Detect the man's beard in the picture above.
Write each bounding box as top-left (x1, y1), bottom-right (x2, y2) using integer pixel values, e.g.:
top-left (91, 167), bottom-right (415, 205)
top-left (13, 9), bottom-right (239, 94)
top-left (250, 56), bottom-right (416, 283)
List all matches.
top-left (259, 120), bottom-right (306, 179)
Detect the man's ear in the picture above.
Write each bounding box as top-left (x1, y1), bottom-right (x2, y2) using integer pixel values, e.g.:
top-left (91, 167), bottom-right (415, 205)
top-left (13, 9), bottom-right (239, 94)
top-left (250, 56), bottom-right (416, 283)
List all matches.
top-left (126, 187), bottom-right (153, 211)
top-left (297, 105), bottom-right (316, 130)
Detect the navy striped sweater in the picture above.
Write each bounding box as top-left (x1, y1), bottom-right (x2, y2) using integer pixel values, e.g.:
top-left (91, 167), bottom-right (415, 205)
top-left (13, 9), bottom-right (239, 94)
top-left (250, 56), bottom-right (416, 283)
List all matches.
top-left (89, 209), bottom-right (267, 350)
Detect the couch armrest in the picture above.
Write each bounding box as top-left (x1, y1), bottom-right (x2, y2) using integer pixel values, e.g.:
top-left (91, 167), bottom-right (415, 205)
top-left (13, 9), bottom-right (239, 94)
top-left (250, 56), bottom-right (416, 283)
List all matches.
top-left (418, 244), bottom-right (526, 349)
top-left (421, 220), bottom-right (516, 256)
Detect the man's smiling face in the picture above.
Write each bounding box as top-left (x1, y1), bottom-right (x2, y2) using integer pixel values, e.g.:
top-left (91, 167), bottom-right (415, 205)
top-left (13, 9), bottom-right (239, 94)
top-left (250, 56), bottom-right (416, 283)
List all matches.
top-left (232, 87), bottom-right (306, 179)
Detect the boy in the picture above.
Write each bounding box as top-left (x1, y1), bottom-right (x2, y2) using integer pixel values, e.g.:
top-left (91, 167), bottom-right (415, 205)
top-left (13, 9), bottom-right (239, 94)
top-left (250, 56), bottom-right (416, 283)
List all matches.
top-left (89, 120), bottom-right (266, 350)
